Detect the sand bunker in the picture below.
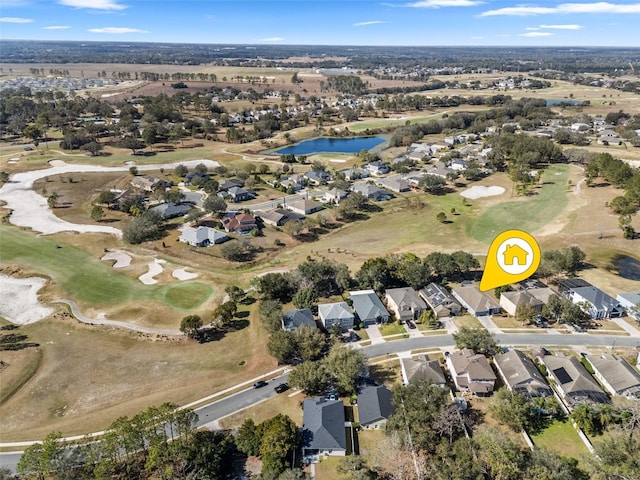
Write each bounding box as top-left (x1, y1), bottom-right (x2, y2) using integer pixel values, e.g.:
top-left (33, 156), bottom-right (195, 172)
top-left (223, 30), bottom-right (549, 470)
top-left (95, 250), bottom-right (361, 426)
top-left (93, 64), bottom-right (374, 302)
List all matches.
top-left (100, 251), bottom-right (132, 268)
top-left (139, 259), bottom-right (166, 285)
top-left (172, 268), bottom-right (198, 280)
top-left (460, 185), bottom-right (506, 199)
top-left (0, 275), bottom-right (54, 325)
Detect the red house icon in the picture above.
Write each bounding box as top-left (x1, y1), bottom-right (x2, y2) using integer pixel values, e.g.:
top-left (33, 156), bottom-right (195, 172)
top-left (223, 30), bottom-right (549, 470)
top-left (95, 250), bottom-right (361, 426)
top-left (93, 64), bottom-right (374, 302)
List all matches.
top-left (503, 244), bottom-right (528, 265)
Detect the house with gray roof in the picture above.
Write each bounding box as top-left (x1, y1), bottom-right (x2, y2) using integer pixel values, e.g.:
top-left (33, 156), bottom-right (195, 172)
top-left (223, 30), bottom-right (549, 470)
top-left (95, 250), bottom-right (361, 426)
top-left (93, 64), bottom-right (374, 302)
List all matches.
top-left (385, 287), bottom-right (427, 322)
top-left (256, 209), bottom-right (291, 227)
top-left (378, 176), bottom-right (411, 193)
top-left (351, 183), bottom-right (391, 201)
top-left (585, 353), bottom-right (640, 399)
top-left (539, 354), bottom-right (610, 407)
top-left (400, 354), bottom-right (446, 387)
top-left (322, 188), bottom-right (348, 205)
top-left (357, 385), bottom-right (395, 429)
top-left (149, 202), bottom-right (192, 220)
top-left (302, 397), bottom-right (347, 459)
top-left (617, 292), bottom-right (640, 321)
top-left (446, 349), bottom-right (496, 396)
top-left (286, 199), bottom-right (324, 216)
top-left (452, 284), bottom-right (501, 317)
top-left (419, 283), bottom-right (461, 318)
top-left (318, 302), bottom-right (354, 331)
top-left (179, 226), bottom-right (229, 247)
top-left (339, 168), bottom-right (369, 181)
top-left (558, 278), bottom-right (624, 319)
top-left (304, 170), bottom-right (332, 185)
top-left (222, 186), bottom-right (254, 203)
top-left (494, 349), bottom-right (552, 398)
top-left (349, 290), bottom-right (390, 326)
top-left (282, 308), bottom-right (317, 331)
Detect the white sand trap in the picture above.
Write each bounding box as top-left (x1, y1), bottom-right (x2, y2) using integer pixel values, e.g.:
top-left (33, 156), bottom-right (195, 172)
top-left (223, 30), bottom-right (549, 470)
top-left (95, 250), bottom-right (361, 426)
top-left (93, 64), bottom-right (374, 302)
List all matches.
top-left (329, 159), bottom-right (347, 163)
top-left (0, 275), bottom-right (54, 325)
top-left (101, 251), bottom-right (132, 268)
top-left (139, 259), bottom-right (166, 285)
top-left (172, 268), bottom-right (198, 280)
top-left (8, 158), bottom-right (19, 164)
top-left (460, 185), bottom-right (506, 200)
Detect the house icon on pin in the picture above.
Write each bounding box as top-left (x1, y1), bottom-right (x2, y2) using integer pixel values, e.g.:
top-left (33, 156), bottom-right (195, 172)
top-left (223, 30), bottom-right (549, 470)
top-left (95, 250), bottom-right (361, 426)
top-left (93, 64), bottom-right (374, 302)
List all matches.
top-left (503, 244), bottom-right (528, 266)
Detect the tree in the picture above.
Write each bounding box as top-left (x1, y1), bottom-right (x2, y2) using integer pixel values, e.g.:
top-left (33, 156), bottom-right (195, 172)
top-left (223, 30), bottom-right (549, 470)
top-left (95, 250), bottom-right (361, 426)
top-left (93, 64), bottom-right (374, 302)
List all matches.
top-left (81, 141), bottom-right (102, 156)
top-left (129, 166), bottom-right (138, 176)
top-left (203, 195), bottom-right (227, 215)
top-left (292, 325), bottom-right (327, 362)
top-left (268, 330), bottom-right (297, 364)
top-left (324, 344), bottom-right (368, 395)
top-left (296, 258), bottom-right (351, 297)
top-left (0, 171), bottom-right (9, 184)
top-left (174, 164), bottom-right (188, 177)
top-left (587, 431), bottom-right (640, 480)
top-left (225, 285), bottom-right (245, 303)
top-left (419, 175), bottom-right (446, 194)
top-left (17, 431), bottom-right (65, 479)
top-left (488, 388), bottom-right (534, 432)
top-left (515, 303), bottom-right (537, 326)
top-left (122, 210), bottom-right (163, 244)
top-left (220, 240), bottom-right (255, 262)
top-left (23, 124), bottom-right (43, 149)
top-left (292, 287), bottom-right (319, 310)
top-left (436, 212), bottom-right (447, 223)
top-left (452, 327), bottom-right (499, 355)
top-left (255, 273), bottom-right (296, 303)
top-left (356, 257), bottom-right (395, 293)
top-left (571, 404), bottom-right (603, 436)
top-left (260, 415), bottom-right (299, 480)
top-left (90, 205), bottom-right (105, 222)
top-left (119, 136), bottom-right (145, 154)
top-left (212, 301), bottom-right (237, 328)
top-left (47, 192), bottom-right (58, 208)
top-left (182, 430), bottom-right (235, 480)
top-left (96, 190), bottom-right (117, 207)
top-left (259, 299), bottom-right (284, 334)
top-left (288, 360), bottom-right (329, 394)
top-left (180, 315), bottom-right (202, 339)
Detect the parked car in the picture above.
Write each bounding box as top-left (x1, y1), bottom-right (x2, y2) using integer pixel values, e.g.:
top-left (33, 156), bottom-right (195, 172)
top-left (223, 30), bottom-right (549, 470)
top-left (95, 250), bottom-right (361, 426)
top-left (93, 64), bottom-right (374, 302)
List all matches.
top-left (406, 320), bottom-right (416, 329)
top-left (274, 383), bottom-right (289, 394)
top-left (253, 380), bottom-right (268, 389)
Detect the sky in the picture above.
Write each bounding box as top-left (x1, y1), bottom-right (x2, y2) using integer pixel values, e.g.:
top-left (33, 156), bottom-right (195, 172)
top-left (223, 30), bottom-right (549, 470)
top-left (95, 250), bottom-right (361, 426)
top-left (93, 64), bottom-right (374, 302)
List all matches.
top-left (0, 0), bottom-right (639, 47)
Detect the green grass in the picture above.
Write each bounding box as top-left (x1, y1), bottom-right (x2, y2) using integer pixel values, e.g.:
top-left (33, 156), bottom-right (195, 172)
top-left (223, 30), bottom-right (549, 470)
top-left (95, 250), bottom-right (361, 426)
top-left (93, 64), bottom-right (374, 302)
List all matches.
top-left (531, 419), bottom-right (589, 459)
top-left (0, 225), bottom-right (212, 310)
top-left (349, 113), bottom-right (446, 132)
top-left (468, 164), bottom-right (569, 244)
top-left (379, 322), bottom-right (406, 336)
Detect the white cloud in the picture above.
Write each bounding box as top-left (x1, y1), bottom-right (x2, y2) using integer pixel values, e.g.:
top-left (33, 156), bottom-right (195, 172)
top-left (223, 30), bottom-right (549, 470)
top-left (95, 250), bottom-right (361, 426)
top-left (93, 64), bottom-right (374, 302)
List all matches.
top-left (407, 0), bottom-right (483, 8)
top-left (481, 2), bottom-right (640, 16)
top-left (260, 37), bottom-right (284, 42)
top-left (519, 31), bottom-right (556, 37)
top-left (525, 27), bottom-right (541, 30)
top-left (88, 27), bottom-right (147, 34)
top-left (353, 20), bottom-right (387, 26)
top-left (59, 0), bottom-right (126, 10)
top-left (43, 25), bottom-right (71, 29)
top-left (539, 24), bottom-right (583, 29)
top-left (0, 16), bottom-right (33, 23)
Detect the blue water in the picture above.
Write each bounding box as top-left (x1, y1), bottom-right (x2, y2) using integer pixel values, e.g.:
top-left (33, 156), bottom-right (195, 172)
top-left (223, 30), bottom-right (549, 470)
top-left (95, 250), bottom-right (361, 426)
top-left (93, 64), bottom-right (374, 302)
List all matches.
top-left (546, 99), bottom-right (581, 106)
top-left (275, 136), bottom-right (386, 155)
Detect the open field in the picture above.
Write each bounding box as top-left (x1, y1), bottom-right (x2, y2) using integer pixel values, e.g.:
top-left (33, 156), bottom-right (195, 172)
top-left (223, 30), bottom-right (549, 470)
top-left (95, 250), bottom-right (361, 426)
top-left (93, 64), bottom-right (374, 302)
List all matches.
top-left (0, 346), bottom-right (43, 406)
top-left (531, 419), bottom-right (590, 460)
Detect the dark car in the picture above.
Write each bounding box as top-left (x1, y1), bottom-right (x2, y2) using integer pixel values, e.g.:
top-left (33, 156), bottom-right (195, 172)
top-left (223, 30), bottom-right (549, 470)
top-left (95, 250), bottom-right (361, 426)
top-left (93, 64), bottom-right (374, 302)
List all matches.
top-left (406, 320), bottom-right (416, 329)
top-left (274, 383), bottom-right (289, 394)
top-left (253, 380), bottom-right (268, 389)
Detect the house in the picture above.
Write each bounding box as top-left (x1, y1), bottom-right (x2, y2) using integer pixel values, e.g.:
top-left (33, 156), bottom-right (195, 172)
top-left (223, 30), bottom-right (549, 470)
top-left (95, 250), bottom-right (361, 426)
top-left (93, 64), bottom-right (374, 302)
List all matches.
top-left (339, 168), bottom-right (369, 181)
top-left (503, 244), bottom-right (529, 266)
top-left (149, 202), bottom-right (192, 220)
top-left (222, 186), bottom-right (254, 203)
top-left (286, 199), bottom-right (324, 216)
top-left (450, 159), bottom-right (468, 171)
top-left (302, 397), bottom-right (347, 460)
top-left (179, 226), bottom-right (229, 247)
top-left (185, 171), bottom-right (210, 185)
top-left (379, 176), bottom-right (411, 193)
top-left (279, 175), bottom-right (306, 192)
top-left (304, 170), bottom-right (332, 185)
top-left (351, 183), bottom-right (391, 201)
top-left (130, 175), bottom-right (171, 192)
top-left (349, 290), bottom-right (390, 326)
top-left (322, 188), bottom-right (348, 205)
top-left (617, 292), bottom-right (640, 320)
top-left (357, 385), bottom-right (395, 429)
top-left (494, 349), bottom-right (552, 398)
top-left (558, 278), bottom-right (624, 319)
top-left (400, 354), bottom-right (446, 387)
top-left (446, 349), bottom-right (496, 396)
top-left (452, 284), bottom-right (501, 317)
top-left (365, 161), bottom-right (390, 176)
top-left (539, 354), bottom-right (610, 407)
top-left (256, 209), bottom-right (292, 227)
top-left (419, 283), bottom-right (462, 318)
top-left (499, 291), bottom-right (544, 317)
top-left (585, 353), bottom-right (640, 399)
top-left (318, 302), bottom-right (354, 330)
top-left (221, 213), bottom-right (258, 233)
top-left (218, 178), bottom-right (245, 191)
top-left (385, 287), bottom-right (427, 322)
top-left (282, 308), bottom-right (317, 331)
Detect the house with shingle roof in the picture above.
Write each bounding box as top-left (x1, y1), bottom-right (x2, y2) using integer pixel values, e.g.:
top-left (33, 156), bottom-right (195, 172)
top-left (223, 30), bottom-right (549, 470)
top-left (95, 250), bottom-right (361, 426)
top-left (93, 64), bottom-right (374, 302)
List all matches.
top-left (351, 183), bottom-right (391, 201)
top-left (558, 278), bottom-right (624, 319)
top-left (617, 292), bottom-right (640, 321)
top-left (349, 290), bottom-right (390, 326)
top-left (494, 349), bottom-right (551, 398)
top-left (585, 353), bottom-right (640, 399)
top-left (385, 287), bottom-right (427, 322)
top-left (149, 202), bottom-right (192, 220)
top-left (500, 291), bottom-right (544, 317)
top-left (221, 212), bottom-right (258, 233)
top-left (419, 283), bottom-right (462, 318)
top-left (286, 199), bottom-right (324, 216)
top-left (452, 284), bottom-right (501, 317)
top-left (357, 385), bottom-right (395, 429)
top-left (282, 308), bottom-right (317, 331)
top-left (318, 302), bottom-right (354, 331)
top-left (446, 349), bottom-right (496, 396)
top-left (179, 226), bottom-right (229, 247)
top-left (302, 397), bottom-right (347, 460)
top-left (400, 354), bottom-right (446, 387)
top-left (539, 354), bottom-right (610, 407)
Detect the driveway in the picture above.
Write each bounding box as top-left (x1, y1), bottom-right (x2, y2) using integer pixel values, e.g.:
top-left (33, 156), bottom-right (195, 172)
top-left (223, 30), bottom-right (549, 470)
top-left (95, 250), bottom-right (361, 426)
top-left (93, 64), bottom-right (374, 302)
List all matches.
top-left (475, 314), bottom-right (502, 334)
top-left (365, 324), bottom-right (384, 344)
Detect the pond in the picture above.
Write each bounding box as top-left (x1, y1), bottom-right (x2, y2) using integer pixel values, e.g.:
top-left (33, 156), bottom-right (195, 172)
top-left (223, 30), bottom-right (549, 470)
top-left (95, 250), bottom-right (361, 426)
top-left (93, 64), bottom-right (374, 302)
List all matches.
top-left (546, 99), bottom-right (582, 106)
top-left (611, 255), bottom-right (640, 281)
top-left (274, 136), bottom-right (386, 155)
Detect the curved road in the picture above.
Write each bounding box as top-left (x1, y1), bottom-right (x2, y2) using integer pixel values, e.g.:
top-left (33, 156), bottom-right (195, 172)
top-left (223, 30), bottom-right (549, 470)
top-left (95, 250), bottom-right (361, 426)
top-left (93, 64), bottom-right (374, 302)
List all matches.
top-left (2, 332), bottom-right (639, 471)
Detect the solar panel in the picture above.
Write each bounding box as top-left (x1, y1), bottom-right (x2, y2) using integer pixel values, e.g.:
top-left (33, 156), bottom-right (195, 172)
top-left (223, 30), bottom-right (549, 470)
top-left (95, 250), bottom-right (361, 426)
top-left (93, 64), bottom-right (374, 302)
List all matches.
top-left (553, 367), bottom-right (573, 385)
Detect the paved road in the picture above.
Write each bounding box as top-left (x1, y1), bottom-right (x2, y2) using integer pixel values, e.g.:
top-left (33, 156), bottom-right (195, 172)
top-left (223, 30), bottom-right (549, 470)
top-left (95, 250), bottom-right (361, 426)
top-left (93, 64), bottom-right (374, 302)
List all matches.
top-left (2, 332), bottom-right (638, 471)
